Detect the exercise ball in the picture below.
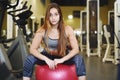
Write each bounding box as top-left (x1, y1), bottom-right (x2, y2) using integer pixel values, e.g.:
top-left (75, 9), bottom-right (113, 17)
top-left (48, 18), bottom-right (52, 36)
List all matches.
top-left (35, 64), bottom-right (78, 80)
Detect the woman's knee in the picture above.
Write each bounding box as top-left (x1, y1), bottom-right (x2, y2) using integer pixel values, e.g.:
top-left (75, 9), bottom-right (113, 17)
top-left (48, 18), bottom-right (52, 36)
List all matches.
top-left (73, 54), bottom-right (83, 63)
top-left (24, 54), bottom-right (37, 66)
top-left (23, 54), bottom-right (36, 77)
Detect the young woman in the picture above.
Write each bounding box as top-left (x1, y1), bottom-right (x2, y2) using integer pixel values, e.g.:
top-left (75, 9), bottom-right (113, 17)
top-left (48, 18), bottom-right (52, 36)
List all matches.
top-left (23, 3), bottom-right (86, 80)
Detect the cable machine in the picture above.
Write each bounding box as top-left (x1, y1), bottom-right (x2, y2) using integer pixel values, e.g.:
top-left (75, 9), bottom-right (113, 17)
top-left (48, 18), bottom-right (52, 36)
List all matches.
top-left (114, 0), bottom-right (120, 64)
top-left (86, 0), bottom-right (101, 57)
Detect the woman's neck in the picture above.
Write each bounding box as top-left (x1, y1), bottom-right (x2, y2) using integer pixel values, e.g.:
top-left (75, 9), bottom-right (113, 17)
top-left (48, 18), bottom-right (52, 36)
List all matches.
top-left (51, 24), bottom-right (58, 29)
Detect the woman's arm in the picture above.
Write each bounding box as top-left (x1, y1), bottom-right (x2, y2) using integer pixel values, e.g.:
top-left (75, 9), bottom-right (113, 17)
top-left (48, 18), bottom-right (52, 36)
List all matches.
top-left (62, 26), bottom-right (79, 61)
top-left (30, 29), bottom-right (56, 69)
top-left (30, 29), bottom-right (48, 61)
top-left (54, 26), bottom-right (79, 64)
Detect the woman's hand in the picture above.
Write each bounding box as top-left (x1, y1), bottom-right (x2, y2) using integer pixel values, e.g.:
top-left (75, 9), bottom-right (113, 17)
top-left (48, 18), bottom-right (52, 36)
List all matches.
top-left (45, 58), bottom-right (56, 69)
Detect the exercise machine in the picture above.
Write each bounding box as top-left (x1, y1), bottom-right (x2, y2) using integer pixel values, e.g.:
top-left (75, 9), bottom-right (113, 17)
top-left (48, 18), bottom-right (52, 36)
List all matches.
top-left (0, 62), bottom-right (15, 80)
top-left (114, 0), bottom-right (120, 79)
top-left (0, 1), bottom-right (32, 79)
top-left (86, 0), bottom-right (101, 57)
top-left (102, 25), bottom-right (114, 63)
top-left (7, 1), bottom-right (33, 42)
top-left (0, 0), bottom-right (19, 37)
top-left (80, 10), bottom-right (87, 52)
top-left (0, 28), bottom-right (29, 78)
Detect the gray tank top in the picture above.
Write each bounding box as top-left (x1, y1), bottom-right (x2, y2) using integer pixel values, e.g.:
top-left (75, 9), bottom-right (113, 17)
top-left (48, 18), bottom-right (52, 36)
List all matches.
top-left (43, 32), bottom-right (58, 50)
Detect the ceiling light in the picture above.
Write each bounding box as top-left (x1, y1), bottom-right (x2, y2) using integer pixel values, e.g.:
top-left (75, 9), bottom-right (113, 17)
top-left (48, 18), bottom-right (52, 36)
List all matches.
top-left (68, 15), bottom-right (73, 19)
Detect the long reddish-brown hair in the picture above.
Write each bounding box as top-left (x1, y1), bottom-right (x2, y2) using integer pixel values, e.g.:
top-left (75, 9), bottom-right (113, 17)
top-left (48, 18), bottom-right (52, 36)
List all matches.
top-left (41, 3), bottom-right (67, 56)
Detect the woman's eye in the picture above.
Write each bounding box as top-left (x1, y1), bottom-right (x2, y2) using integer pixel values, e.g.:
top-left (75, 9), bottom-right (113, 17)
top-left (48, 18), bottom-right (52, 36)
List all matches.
top-left (49, 13), bottom-right (59, 18)
top-left (55, 13), bottom-right (58, 16)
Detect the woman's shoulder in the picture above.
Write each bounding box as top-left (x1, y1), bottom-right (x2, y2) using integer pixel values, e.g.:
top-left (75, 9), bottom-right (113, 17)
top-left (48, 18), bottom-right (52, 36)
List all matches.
top-left (65, 25), bottom-right (74, 30)
top-left (36, 27), bottom-right (45, 32)
top-left (65, 25), bottom-right (74, 33)
top-left (65, 25), bottom-right (74, 37)
top-left (35, 27), bottom-right (45, 36)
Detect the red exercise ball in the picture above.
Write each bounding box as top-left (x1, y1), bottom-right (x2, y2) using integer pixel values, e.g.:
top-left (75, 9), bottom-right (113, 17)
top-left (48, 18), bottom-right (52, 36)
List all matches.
top-left (35, 64), bottom-right (78, 80)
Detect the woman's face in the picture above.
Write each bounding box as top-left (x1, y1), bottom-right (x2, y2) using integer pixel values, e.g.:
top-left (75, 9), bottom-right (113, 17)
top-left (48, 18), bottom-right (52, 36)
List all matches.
top-left (49, 8), bottom-right (60, 26)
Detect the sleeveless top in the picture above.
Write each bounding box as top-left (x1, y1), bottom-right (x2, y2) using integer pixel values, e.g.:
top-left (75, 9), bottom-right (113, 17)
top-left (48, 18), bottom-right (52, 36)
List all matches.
top-left (44, 36), bottom-right (58, 50)
top-left (43, 31), bottom-right (58, 50)
top-left (43, 30), bottom-right (69, 56)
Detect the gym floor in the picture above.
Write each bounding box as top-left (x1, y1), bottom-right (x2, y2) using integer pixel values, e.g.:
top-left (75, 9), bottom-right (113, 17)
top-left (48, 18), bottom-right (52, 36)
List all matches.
top-left (83, 52), bottom-right (117, 80)
top-left (82, 45), bottom-right (117, 80)
top-left (17, 48), bottom-right (117, 80)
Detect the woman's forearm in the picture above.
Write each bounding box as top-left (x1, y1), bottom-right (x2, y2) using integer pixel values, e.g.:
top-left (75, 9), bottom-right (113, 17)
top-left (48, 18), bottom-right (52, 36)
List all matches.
top-left (30, 49), bottom-right (48, 61)
top-left (62, 48), bottom-right (79, 62)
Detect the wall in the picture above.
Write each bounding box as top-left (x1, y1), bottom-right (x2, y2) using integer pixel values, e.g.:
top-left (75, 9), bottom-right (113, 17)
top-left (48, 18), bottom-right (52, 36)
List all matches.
top-left (100, 5), bottom-right (108, 24)
top-left (2, 0), bottom-right (115, 32)
top-left (100, 0), bottom-right (115, 25)
top-left (61, 0), bottom-right (115, 29)
top-left (61, 6), bottom-right (85, 29)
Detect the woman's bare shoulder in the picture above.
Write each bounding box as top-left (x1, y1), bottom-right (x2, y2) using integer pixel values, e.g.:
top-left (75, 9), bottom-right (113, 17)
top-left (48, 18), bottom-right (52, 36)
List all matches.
top-left (65, 25), bottom-right (74, 34)
top-left (35, 27), bottom-right (45, 36)
top-left (65, 25), bottom-right (74, 30)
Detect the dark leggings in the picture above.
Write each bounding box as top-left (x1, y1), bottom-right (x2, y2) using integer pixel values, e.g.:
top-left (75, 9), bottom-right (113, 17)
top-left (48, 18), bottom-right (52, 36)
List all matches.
top-left (23, 50), bottom-right (86, 77)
